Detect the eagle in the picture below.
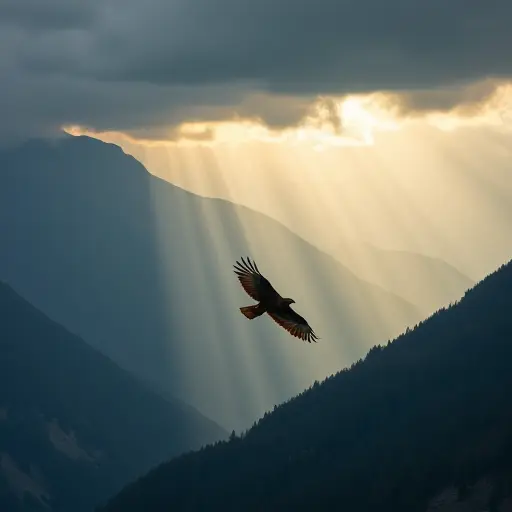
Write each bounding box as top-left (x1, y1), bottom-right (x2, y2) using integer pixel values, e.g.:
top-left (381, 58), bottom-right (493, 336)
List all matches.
top-left (233, 257), bottom-right (319, 343)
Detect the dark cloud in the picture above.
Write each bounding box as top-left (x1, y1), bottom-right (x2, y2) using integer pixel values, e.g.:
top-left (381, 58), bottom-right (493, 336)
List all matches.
top-left (0, 0), bottom-right (99, 30)
top-left (222, 94), bottom-right (313, 128)
top-left (93, 0), bottom-right (512, 92)
top-left (391, 79), bottom-right (505, 115)
top-left (1, 0), bottom-right (511, 141)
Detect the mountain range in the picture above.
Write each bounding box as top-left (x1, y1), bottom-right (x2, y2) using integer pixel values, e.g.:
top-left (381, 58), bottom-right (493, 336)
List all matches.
top-left (116, 130), bottom-right (512, 282)
top-left (110, 137), bottom-right (475, 316)
top-left (0, 134), bottom-right (506, 511)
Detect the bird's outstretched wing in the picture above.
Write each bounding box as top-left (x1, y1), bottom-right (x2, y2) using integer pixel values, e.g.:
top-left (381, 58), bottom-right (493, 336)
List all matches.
top-left (233, 257), bottom-right (280, 302)
top-left (268, 308), bottom-right (319, 343)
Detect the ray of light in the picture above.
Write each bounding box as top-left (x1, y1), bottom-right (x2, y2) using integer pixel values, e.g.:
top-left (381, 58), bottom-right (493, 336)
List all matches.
top-left (145, 137), bottom-right (418, 431)
top-left (61, 85), bottom-right (512, 431)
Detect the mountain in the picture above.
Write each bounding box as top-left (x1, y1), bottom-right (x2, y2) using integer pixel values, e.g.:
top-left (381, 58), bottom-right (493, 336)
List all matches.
top-left (112, 137), bottom-right (474, 314)
top-left (0, 280), bottom-right (225, 512)
top-left (0, 135), bottom-right (423, 430)
top-left (98, 259), bottom-right (512, 512)
top-left (329, 242), bottom-right (474, 316)
top-left (114, 131), bottom-right (512, 282)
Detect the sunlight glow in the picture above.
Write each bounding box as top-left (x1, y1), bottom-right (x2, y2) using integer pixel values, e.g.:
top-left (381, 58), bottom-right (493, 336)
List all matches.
top-left (64, 94), bottom-right (403, 151)
top-left (65, 81), bottom-right (512, 282)
top-left (62, 81), bottom-right (512, 430)
top-left (64, 83), bottom-right (512, 151)
top-left (424, 83), bottom-right (512, 131)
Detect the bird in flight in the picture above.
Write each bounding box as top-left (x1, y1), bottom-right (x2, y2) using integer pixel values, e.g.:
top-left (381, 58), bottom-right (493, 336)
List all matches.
top-left (233, 257), bottom-right (319, 343)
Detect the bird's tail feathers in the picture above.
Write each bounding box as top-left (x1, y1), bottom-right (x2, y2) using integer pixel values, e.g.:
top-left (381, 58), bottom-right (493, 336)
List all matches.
top-left (240, 304), bottom-right (265, 319)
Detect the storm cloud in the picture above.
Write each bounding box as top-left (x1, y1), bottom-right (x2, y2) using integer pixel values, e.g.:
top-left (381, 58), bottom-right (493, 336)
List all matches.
top-left (1, 0), bottom-right (511, 141)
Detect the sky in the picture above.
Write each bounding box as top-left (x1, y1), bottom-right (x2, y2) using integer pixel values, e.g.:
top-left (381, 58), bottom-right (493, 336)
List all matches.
top-left (1, 0), bottom-right (512, 144)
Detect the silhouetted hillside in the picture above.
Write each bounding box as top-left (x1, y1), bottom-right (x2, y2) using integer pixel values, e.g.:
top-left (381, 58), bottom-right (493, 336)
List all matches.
top-left (0, 135), bottom-right (422, 430)
top-left (99, 259), bottom-right (512, 512)
top-left (0, 281), bottom-right (226, 512)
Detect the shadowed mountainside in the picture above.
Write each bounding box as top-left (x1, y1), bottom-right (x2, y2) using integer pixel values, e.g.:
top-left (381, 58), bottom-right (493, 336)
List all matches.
top-left (0, 135), bottom-right (424, 430)
top-left (99, 259), bottom-right (512, 512)
top-left (0, 281), bottom-right (226, 512)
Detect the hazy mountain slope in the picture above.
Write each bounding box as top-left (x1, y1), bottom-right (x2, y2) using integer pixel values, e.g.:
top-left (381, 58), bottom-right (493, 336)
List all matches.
top-left (117, 132), bottom-right (512, 282)
top-left (329, 243), bottom-right (474, 315)
top-left (225, 208), bottom-right (473, 317)
top-left (99, 260), bottom-right (512, 512)
top-left (116, 138), bottom-right (474, 313)
top-left (0, 135), bottom-right (421, 430)
top-left (0, 281), bottom-right (225, 512)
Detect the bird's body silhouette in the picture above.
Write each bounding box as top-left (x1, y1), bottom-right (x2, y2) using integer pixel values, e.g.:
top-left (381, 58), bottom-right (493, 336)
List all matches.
top-left (233, 257), bottom-right (318, 343)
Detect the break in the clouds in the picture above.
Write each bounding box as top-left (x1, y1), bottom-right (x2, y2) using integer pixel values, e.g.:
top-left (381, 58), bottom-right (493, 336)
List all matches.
top-left (1, 0), bottom-right (512, 142)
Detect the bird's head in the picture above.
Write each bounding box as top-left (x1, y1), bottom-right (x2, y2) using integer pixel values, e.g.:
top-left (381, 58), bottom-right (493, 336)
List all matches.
top-left (283, 298), bottom-right (295, 305)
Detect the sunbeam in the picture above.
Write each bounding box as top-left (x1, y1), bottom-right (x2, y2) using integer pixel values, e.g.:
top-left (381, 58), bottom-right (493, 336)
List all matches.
top-left (61, 86), bottom-right (512, 431)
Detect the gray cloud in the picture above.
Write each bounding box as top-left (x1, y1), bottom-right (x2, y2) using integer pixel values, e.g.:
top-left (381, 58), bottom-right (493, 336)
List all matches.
top-left (392, 79), bottom-right (505, 115)
top-left (90, 0), bottom-right (512, 91)
top-left (1, 0), bottom-right (511, 142)
top-left (0, 0), bottom-right (99, 30)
